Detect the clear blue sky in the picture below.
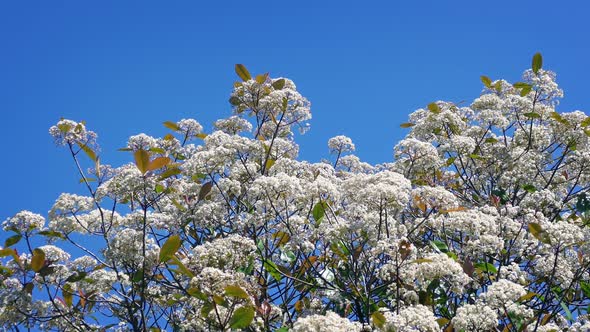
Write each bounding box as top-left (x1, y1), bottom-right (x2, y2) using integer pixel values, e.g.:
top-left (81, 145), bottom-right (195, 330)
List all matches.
top-left (1, 1), bottom-right (589, 221)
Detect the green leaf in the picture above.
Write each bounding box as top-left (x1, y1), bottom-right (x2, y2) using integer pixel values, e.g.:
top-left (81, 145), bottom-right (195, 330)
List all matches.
top-left (272, 78), bottom-right (286, 90)
top-left (134, 150), bottom-right (150, 175)
top-left (581, 117), bottom-right (590, 127)
top-left (263, 260), bottom-right (282, 282)
top-left (31, 248), bottom-right (46, 272)
top-left (229, 306), bottom-right (255, 329)
top-left (235, 64), bottom-right (252, 81)
top-left (474, 262), bottom-right (497, 274)
top-left (513, 82), bottom-right (531, 89)
top-left (580, 281), bottom-right (590, 298)
top-left (399, 122), bottom-right (415, 128)
top-left (77, 143), bottom-right (97, 161)
top-left (38, 230), bottom-right (65, 239)
top-left (532, 52), bottom-right (543, 74)
top-left (168, 255), bottom-right (195, 278)
top-left (430, 240), bottom-right (448, 253)
top-left (445, 156), bottom-right (456, 166)
top-left (480, 75), bottom-right (492, 88)
top-left (225, 285), bottom-right (249, 299)
top-left (519, 85), bottom-right (532, 97)
top-left (158, 167), bottom-right (181, 180)
top-left (528, 222), bottom-right (551, 244)
top-left (371, 311), bottom-right (386, 328)
top-left (549, 112), bottom-right (569, 125)
top-left (484, 137), bottom-right (498, 144)
top-left (494, 81), bottom-right (502, 93)
top-left (523, 112), bottom-right (541, 119)
top-left (427, 102), bottom-right (441, 114)
top-left (159, 235), bottom-right (181, 262)
top-left (201, 302), bottom-right (214, 318)
top-left (4, 235), bottom-right (21, 247)
top-left (312, 201), bottom-right (326, 222)
top-left (522, 184), bottom-right (537, 193)
top-left (229, 96), bottom-right (241, 106)
top-left (561, 302), bottom-right (573, 322)
top-left (198, 181), bottom-right (213, 201)
top-left (66, 271), bottom-right (87, 282)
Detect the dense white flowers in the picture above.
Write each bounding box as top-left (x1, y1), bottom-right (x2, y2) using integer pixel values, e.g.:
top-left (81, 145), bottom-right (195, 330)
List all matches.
top-left (3, 210), bottom-right (45, 233)
top-left (4, 58), bottom-right (590, 331)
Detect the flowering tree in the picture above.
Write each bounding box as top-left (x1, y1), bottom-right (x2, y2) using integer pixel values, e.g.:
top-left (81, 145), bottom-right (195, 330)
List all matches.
top-left (1, 54), bottom-right (590, 331)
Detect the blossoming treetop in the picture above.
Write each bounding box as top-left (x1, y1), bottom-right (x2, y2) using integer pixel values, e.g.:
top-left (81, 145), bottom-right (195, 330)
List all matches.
top-left (1, 54), bottom-right (590, 331)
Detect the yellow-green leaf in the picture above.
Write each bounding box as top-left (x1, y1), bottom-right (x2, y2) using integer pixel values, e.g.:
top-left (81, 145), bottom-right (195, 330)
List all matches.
top-left (529, 222), bottom-right (551, 244)
top-left (159, 235), bottom-right (181, 262)
top-left (63, 283), bottom-right (73, 307)
top-left (371, 311), bottom-right (386, 328)
top-left (134, 150), bottom-right (150, 175)
top-left (163, 121), bottom-right (180, 131)
top-left (412, 258), bottom-right (433, 264)
top-left (148, 157), bottom-right (171, 171)
top-left (272, 78), bottom-right (286, 90)
top-left (225, 285), bottom-right (249, 299)
top-left (229, 306), bottom-right (255, 329)
top-left (31, 248), bottom-right (46, 272)
top-left (517, 292), bottom-right (537, 302)
top-left (4, 235), bottom-right (21, 247)
top-left (77, 143), bottom-right (97, 161)
top-left (437, 318), bottom-right (450, 327)
top-left (265, 159), bottom-right (275, 171)
top-left (480, 75), bottom-right (492, 88)
top-left (400, 122), bottom-right (415, 128)
top-left (235, 64), bottom-right (252, 81)
top-left (255, 73), bottom-right (268, 84)
top-left (427, 102), bottom-right (441, 114)
top-left (532, 52), bottom-right (543, 74)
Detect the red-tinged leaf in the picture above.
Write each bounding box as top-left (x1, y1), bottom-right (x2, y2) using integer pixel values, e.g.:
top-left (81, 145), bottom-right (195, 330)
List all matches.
top-left (148, 157), bottom-right (170, 171)
top-left (462, 256), bottom-right (475, 277)
top-left (134, 150), bottom-right (150, 174)
top-left (198, 182), bottom-right (213, 201)
top-left (235, 64), bottom-right (252, 81)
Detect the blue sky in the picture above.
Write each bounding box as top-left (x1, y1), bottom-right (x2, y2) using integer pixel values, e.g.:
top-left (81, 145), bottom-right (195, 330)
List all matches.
top-left (1, 1), bottom-right (589, 221)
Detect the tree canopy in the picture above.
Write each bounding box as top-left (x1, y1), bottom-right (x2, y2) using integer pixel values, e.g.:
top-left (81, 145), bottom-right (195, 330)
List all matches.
top-left (2, 54), bottom-right (590, 331)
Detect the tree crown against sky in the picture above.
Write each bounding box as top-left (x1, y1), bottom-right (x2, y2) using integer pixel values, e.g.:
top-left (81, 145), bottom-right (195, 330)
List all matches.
top-left (1, 54), bottom-right (590, 331)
